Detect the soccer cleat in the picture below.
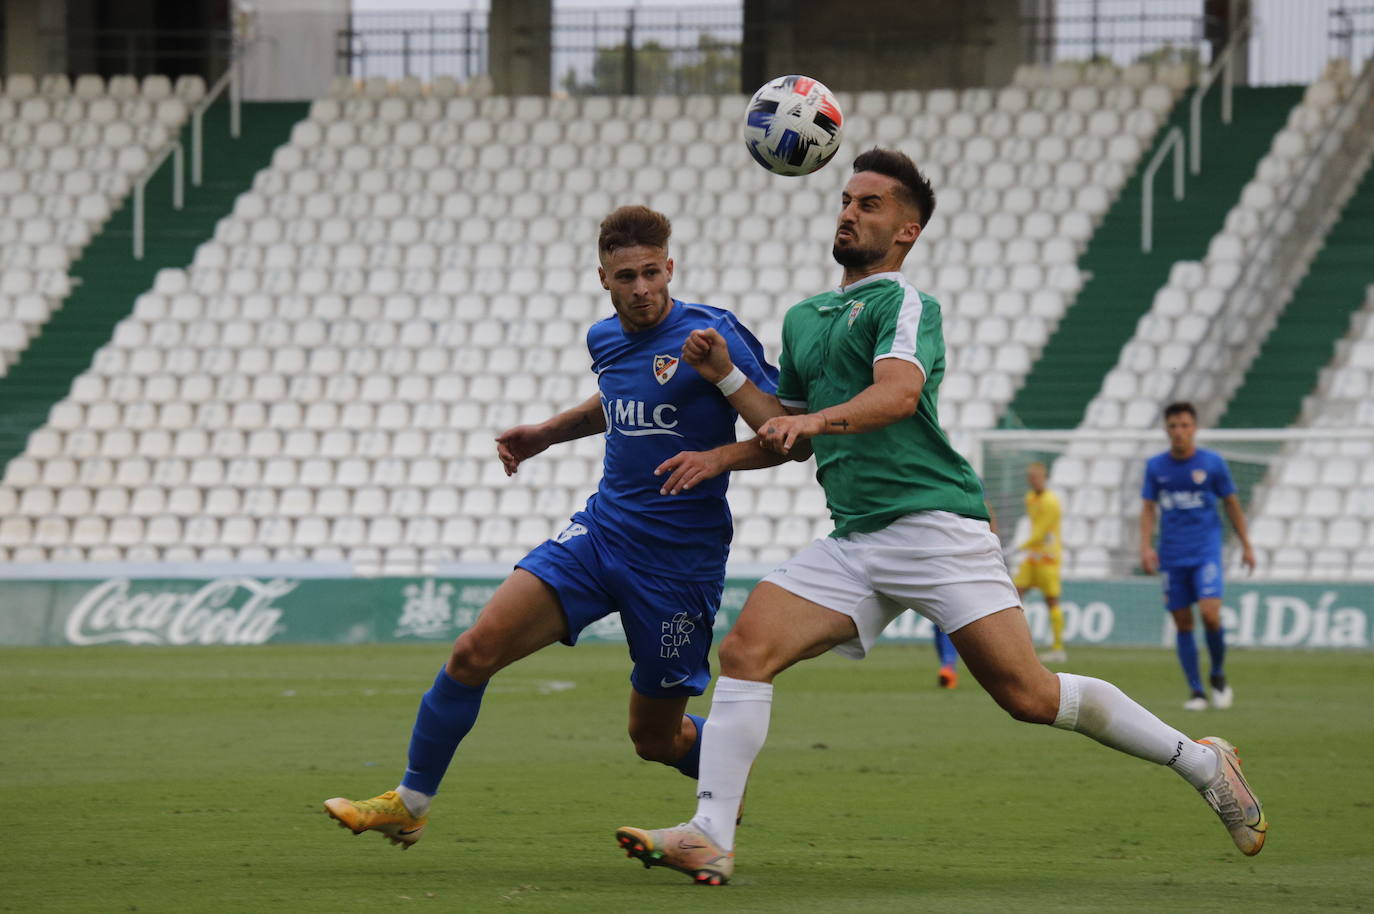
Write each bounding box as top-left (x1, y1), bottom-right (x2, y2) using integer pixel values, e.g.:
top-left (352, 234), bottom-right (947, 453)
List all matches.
top-left (1210, 673), bottom-right (1234, 710)
top-left (938, 665), bottom-right (958, 689)
top-left (323, 790), bottom-right (428, 849)
top-left (1183, 691), bottom-right (1208, 711)
top-left (1197, 737), bottom-right (1267, 856)
top-left (1039, 649), bottom-right (1068, 664)
top-left (615, 823), bottom-right (734, 885)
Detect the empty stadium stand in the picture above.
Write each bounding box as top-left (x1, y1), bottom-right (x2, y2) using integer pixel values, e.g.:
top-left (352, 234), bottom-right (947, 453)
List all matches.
top-left (1006, 83), bottom-right (1304, 429)
top-left (0, 68), bottom-right (1184, 570)
top-left (1040, 62), bottom-right (1374, 578)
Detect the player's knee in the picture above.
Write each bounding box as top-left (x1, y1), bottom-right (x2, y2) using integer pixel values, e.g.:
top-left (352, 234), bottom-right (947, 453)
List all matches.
top-left (447, 632), bottom-right (504, 682)
top-left (996, 681), bottom-right (1059, 725)
top-left (717, 631), bottom-right (774, 680)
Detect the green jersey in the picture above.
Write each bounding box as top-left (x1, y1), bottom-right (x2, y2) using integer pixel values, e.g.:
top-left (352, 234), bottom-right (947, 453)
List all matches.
top-left (775, 271), bottom-right (988, 537)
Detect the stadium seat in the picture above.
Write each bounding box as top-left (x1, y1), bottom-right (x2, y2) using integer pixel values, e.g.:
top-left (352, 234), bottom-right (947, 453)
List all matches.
top-left (0, 74), bottom-right (1207, 569)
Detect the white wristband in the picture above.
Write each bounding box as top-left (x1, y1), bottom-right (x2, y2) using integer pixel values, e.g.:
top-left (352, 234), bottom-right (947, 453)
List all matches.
top-left (715, 366), bottom-right (747, 397)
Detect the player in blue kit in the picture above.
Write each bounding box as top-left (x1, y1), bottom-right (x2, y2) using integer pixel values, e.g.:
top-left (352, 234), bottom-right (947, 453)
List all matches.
top-left (324, 205), bottom-right (778, 847)
top-left (1139, 402), bottom-right (1255, 711)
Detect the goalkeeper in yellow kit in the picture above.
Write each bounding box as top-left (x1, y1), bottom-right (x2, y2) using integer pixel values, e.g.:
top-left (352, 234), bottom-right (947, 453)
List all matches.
top-left (1012, 462), bottom-right (1067, 663)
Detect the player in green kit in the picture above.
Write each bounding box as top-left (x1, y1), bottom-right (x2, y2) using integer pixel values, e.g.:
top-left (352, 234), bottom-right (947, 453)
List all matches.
top-left (612, 148), bottom-right (1267, 885)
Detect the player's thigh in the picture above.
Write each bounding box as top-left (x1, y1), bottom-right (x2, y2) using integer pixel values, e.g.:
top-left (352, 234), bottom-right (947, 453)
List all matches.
top-left (1012, 559), bottom-right (1035, 592)
top-left (448, 568), bottom-right (569, 680)
top-left (866, 511), bottom-right (1019, 634)
top-left (1197, 596), bottom-right (1223, 628)
top-left (1038, 564), bottom-right (1063, 599)
top-left (719, 581), bottom-right (862, 681)
top-left (1169, 605), bottom-right (1196, 632)
top-left (1162, 565), bottom-right (1200, 612)
top-left (949, 606), bottom-right (1060, 723)
top-left (616, 574), bottom-right (721, 700)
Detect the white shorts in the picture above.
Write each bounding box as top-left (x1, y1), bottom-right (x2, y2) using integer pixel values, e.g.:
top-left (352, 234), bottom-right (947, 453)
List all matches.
top-left (760, 511), bottom-right (1020, 659)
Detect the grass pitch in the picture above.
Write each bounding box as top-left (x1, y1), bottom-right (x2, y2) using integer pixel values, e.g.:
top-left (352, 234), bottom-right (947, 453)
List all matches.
top-left (2, 643), bottom-right (1372, 912)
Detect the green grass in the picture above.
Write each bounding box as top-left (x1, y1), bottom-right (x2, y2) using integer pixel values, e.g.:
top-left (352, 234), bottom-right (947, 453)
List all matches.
top-left (2, 645), bottom-right (1372, 912)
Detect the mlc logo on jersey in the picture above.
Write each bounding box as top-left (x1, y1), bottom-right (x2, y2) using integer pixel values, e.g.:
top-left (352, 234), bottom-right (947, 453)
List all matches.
top-left (1192, 469), bottom-right (1208, 484)
top-left (603, 398), bottom-right (683, 437)
top-left (652, 354), bottom-right (679, 384)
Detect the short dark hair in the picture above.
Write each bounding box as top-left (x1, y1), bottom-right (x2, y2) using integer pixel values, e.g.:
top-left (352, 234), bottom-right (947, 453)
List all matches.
top-left (1164, 401), bottom-right (1197, 419)
top-left (851, 147), bottom-right (936, 227)
top-left (598, 205), bottom-right (671, 256)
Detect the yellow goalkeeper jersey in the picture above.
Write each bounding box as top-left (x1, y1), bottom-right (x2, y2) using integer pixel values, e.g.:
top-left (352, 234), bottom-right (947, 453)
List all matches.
top-left (1019, 489), bottom-right (1062, 564)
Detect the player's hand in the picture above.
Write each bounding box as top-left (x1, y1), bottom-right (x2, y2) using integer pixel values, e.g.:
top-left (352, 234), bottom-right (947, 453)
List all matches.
top-left (681, 328), bottom-right (733, 383)
top-left (1240, 544), bottom-right (1256, 574)
top-left (1139, 546), bottom-right (1159, 576)
top-left (654, 449), bottom-right (725, 495)
top-left (495, 424), bottom-right (552, 476)
top-left (758, 413), bottom-right (826, 455)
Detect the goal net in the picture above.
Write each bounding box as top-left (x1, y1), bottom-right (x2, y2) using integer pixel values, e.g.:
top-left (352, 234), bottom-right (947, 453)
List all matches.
top-left (964, 427), bottom-right (1374, 581)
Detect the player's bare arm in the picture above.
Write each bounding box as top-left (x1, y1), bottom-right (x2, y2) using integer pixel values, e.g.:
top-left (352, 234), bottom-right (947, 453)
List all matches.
top-left (1139, 499), bottom-right (1159, 574)
top-left (1222, 493), bottom-right (1257, 572)
top-left (759, 357), bottom-right (923, 455)
top-left (655, 429), bottom-right (811, 496)
top-left (496, 393), bottom-right (606, 476)
top-left (681, 327), bottom-right (786, 431)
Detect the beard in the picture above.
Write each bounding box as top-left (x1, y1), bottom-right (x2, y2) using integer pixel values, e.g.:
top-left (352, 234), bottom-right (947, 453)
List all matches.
top-left (831, 236), bottom-right (885, 269)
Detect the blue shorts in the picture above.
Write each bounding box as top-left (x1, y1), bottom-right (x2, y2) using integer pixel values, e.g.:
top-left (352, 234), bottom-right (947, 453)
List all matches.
top-left (515, 516), bottom-right (722, 699)
top-left (1161, 559), bottom-right (1224, 611)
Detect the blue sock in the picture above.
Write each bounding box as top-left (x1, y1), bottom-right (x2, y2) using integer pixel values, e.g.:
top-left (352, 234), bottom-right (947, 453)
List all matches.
top-left (1205, 628), bottom-right (1227, 680)
top-left (400, 666), bottom-right (486, 796)
top-left (1175, 631), bottom-right (1203, 694)
top-left (935, 629), bottom-right (958, 669)
top-left (670, 713), bottom-right (705, 779)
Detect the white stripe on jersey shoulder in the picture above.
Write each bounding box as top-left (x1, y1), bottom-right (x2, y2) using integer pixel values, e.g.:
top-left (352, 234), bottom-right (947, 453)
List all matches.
top-left (837, 270), bottom-right (905, 294)
top-left (882, 274), bottom-right (928, 382)
top-left (779, 397), bottom-right (809, 409)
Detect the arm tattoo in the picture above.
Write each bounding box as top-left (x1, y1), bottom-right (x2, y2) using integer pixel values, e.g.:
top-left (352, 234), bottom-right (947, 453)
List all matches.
top-left (827, 417), bottom-right (850, 432)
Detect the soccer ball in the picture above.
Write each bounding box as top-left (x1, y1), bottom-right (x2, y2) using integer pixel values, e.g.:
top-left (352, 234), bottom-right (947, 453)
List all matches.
top-left (742, 75), bottom-right (844, 177)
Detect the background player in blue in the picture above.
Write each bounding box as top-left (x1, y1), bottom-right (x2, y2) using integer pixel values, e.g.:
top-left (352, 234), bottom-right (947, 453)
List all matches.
top-left (323, 205), bottom-right (778, 847)
top-left (1139, 401), bottom-right (1256, 711)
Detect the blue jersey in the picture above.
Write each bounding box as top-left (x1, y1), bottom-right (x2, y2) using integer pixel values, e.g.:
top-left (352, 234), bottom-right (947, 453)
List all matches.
top-left (1141, 448), bottom-right (1236, 569)
top-left (578, 299), bottom-right (778, 581)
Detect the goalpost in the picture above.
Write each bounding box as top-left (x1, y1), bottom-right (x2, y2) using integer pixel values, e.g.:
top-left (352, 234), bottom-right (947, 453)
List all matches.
top-left (963, 427), bottom-right (1374, 581)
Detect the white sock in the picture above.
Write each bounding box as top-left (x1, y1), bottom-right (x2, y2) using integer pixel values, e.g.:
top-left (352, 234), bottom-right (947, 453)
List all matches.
top-left (395, 784), bottom-right (432, 817)
top-left (1052, 672), bottom-right (1218, 789)
top-left (690, 676), bottom-right (773, 850)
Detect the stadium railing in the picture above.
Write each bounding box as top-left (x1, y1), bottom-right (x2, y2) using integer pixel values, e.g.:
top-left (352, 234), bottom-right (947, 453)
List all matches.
top-left (1165, 57), bottom-right (1374, 425)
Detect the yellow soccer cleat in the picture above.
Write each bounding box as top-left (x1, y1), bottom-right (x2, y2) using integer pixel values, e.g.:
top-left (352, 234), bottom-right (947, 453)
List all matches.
top-left (615, 823), bottom-right (734, 886)
top-left (324, 790), bottom-right (428, 849)
top-left (1197, 737), bottom-right (1267, 856)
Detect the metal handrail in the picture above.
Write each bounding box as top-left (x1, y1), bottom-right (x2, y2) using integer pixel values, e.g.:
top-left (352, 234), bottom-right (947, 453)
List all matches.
top-left (1140, 126), bottom-right (1185, 254)
top-left (132, 141), bottom-right (185, 260)
top-left (1165, 58), bottom-right (1374, 422)
top-left (1189, 16), bottom-right (1252, 175)
top-left (190, 62), bottom-right (240, 186)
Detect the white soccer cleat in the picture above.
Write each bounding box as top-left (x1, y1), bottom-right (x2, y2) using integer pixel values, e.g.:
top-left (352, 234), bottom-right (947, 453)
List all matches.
top-left (1209, 674), bottom-right (1234, 709)
top-left (1039, 649), bottom-right (1068, 664)
top-left (1183, 693), bottom-right (1208, 711)
top-left (615, 822), bottom-right (734, 885)
top-left (1197, 737), bottom-right (1267, 855)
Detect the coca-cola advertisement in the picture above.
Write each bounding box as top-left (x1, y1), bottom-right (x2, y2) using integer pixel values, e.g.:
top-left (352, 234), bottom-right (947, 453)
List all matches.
top-left (0, 576), bottom-right (1366, 649)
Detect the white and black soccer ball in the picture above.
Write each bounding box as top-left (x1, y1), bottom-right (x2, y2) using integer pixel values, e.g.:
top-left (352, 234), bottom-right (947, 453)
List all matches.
top-left (741, 75), bottom-right (844, 177)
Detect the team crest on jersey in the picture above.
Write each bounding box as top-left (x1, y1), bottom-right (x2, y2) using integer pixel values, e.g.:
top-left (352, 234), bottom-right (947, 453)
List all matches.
top-left (1192, 469), bottom-right (1207, 484)
top-left (846, 300), bottom-right (866, 328)
top-left (652, 354), bottom-right (679, 385)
